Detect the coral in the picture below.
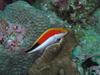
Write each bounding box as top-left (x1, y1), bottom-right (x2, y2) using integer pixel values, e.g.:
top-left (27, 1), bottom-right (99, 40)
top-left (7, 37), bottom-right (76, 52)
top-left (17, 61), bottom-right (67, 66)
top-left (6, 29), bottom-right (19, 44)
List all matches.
top-left (0, 20), bottom-right (36, 75)
top-left (0, 1), bottom-right (70, 75)
top-left (0, 0), bottom-right (99, 75)
top-left (88, 66), bottom-right (100, 75)
top-left (1, 1), bottom-right (69, 49)
top-left (71, 27), bottom-right (100, 74)
top-left (29, 30), bottom-right (79, 75)
top-left (0, 20), bottom-right (26, 52)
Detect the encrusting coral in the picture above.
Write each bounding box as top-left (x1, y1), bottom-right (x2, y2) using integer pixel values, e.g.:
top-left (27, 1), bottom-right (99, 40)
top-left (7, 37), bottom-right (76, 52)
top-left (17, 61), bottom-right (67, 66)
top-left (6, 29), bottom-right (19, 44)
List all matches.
top-left (29, 30), bottom-right (79, 75)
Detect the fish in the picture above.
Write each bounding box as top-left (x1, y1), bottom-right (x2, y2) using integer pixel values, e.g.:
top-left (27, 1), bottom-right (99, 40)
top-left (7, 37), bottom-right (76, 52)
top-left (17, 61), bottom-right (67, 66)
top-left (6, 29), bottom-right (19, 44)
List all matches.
top-left (26, 28), bottom-right (69, 53)
top-left (27, 32), bottom-right (67, 54)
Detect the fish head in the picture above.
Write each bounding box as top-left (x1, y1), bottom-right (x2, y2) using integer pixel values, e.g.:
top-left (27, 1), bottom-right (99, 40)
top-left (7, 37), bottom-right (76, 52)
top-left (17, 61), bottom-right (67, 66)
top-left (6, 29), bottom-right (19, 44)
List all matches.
top-left (52, 32), bottom-right (67, 43)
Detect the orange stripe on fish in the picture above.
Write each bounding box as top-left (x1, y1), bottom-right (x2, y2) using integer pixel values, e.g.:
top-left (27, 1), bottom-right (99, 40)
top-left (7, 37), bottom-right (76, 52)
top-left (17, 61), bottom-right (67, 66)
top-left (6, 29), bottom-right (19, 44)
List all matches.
top-left (37, 28), bottom-right (68, 44)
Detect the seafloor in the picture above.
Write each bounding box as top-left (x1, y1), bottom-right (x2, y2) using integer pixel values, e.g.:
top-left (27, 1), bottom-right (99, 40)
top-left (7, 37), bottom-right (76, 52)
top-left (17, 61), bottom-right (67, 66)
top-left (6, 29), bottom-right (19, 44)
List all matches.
top-left (0, 0), bottom-right (100, 75)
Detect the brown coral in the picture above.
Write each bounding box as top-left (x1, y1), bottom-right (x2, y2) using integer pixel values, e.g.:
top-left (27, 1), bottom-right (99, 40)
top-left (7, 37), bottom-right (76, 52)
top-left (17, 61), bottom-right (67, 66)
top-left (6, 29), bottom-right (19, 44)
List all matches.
top-left (29, 30), bottom-right (79, 75)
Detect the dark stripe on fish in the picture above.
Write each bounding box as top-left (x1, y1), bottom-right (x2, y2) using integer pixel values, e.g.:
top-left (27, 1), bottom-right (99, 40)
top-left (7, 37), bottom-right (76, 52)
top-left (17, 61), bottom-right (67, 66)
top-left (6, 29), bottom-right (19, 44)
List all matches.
top-left (25, 43), bottom-right (40, 53)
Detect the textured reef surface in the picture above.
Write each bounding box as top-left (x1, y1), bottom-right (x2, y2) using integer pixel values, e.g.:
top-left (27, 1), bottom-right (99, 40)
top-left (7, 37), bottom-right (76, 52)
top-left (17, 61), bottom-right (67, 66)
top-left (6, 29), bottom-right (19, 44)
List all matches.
top-left (0, 0), bottom-right (100, 75)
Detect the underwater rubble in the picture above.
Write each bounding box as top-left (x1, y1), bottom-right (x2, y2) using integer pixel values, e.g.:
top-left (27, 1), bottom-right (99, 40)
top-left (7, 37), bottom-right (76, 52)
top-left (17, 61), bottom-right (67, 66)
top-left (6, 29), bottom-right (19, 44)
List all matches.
top-left (0, 0), bottom-right (100, 75)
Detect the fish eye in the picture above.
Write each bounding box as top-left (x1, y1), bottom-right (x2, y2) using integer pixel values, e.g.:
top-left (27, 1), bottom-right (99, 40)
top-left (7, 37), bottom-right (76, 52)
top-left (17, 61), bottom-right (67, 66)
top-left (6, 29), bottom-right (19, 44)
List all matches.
top-left (56, 38), bottom-right (61, 42)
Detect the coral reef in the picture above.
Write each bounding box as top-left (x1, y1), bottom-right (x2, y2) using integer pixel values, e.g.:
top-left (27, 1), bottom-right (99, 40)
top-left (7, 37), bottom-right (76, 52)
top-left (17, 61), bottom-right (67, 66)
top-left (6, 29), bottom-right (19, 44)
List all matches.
top-left (0, 19), bottom-right (37, 75)
top-left (0, 1), bottom-right (70, 75)
top-left (0, 0), bottom-right (100, 75)
top-left (0, 1), bottom-right (70, 49)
